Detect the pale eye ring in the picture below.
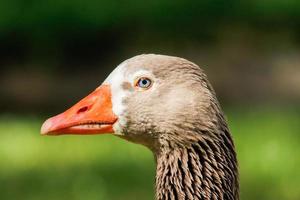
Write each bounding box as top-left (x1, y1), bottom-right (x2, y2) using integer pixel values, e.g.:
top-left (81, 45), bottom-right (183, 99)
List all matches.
top-left (135, 77), bottom-right (152, 89)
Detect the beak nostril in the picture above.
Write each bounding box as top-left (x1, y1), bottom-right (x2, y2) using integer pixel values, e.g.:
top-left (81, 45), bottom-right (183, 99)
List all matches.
top-left (77, 106), bottom-right (89, 114)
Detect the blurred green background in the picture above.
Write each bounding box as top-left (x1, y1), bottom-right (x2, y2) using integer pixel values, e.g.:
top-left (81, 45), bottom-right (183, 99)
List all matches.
top-left (0, 1), bottom-right (299, 200)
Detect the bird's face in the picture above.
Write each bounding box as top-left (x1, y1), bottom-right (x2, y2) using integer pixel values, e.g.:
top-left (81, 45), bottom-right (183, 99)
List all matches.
top-left (41, 54), bottom-right (213, 151)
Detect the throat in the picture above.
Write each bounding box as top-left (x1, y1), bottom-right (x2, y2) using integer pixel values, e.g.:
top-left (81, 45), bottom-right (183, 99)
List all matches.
top-left (155, 137), bottom-right (239, 200)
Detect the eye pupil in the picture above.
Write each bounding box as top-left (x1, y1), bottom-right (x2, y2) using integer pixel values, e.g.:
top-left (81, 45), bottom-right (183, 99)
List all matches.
top-left (142, 79), bottom-right (148, 85)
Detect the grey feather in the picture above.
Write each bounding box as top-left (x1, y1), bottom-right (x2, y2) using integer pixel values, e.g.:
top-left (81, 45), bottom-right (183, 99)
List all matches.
top-left (117, 54), bottom-right (239, 200)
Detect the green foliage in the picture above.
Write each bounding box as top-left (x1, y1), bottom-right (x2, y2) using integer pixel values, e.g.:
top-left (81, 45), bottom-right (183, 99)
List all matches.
top-left (0, 0), bottom-right (300, 34)
top-left (0, 108), bottom-right (299, 200)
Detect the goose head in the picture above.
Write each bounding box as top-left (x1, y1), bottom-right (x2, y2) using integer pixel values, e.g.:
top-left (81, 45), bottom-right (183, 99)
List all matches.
top-left (41, 54), bottom-right (220, 152)
top-left (41, 54), bottom-right (239, 200)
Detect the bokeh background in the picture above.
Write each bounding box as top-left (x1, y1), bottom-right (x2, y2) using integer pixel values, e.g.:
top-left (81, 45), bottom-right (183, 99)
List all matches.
top-left (0, 1), bottom-right (299, 200)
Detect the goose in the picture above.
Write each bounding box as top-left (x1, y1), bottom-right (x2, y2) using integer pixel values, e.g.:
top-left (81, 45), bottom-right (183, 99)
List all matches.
top-left (41, 54), bottom-right (239, 200)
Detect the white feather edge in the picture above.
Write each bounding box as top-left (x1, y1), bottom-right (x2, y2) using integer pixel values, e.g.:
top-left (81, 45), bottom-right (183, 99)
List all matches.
top-left (102, 62), bottom-right (154, 134)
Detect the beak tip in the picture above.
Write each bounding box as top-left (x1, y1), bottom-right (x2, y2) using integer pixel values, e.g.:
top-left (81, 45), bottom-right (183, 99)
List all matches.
top-left (40, 119), bottom-right (52, 135)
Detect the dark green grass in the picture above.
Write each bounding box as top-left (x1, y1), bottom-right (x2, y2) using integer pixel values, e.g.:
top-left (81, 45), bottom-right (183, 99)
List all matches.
top-left (0, 108), bottom-right (299, 200)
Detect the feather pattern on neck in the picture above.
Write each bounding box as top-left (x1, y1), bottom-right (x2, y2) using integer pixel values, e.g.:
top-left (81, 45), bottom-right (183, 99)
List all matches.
top-left (155, 129), bottom-right (239, 200)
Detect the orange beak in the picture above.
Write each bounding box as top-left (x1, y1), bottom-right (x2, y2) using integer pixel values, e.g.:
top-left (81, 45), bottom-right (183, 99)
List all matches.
top-left (41, 85), bottom-right (118, 135)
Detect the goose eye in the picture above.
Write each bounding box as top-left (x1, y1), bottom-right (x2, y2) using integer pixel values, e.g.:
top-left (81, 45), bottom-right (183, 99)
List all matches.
top-left (135, 77), bottom-right (152, 89)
